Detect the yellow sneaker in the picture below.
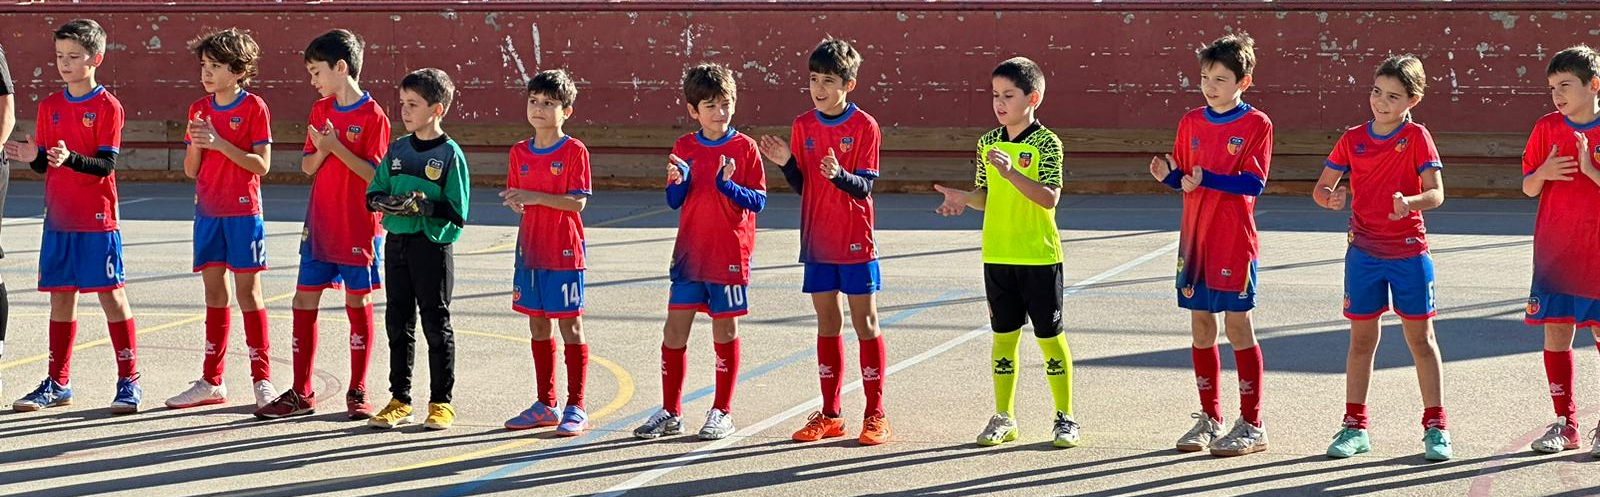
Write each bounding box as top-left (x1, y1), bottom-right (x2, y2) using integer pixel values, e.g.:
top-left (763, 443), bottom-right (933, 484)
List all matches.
top-left (369, 399), bottom-right (414, 429)
top-left (425, 403), bottom-right (456, 430)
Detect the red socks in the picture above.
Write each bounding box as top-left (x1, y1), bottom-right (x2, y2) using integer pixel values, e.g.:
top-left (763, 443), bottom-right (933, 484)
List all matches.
top-left (532, 338), bottom-right (557, 407)
top-left (1344, 403), bottom-right (1369, 429)
top-left (860, 336), bottom-right (886, 418)
top-left (242, 308), bottom-right (271, 382)
top-left (346, 305), bottom-right (374, 393)
top-left (662, 345), bottom-right (688, 416)
top-left (1191, 346), bottom-right (1222, 421)
top-left (291, 308), bottom-right (318, 396)
top-left (202, 307), bottom-right (230, 385)
top-left (565, 343), bottom-right (589, 409)
top-left (1545, 349), bottom-right (1578, 422)
top-left (1235, 346), bottom-right (1264, 426)
top-left (712, 339), bottom-right (740, 413)
top-left (1423, 406), bottom-right (1448, 430)
top-left (48, 320), bottom-right (77, 385)
top-left (818, 335), bottom-right (844, 417)
top-left (107, 319), bottom-right (137, 378)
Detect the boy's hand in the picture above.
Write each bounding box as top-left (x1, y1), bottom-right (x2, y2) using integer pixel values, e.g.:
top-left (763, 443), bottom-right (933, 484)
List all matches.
top-left (46, 140), bottom-right (70, 168)
top-left (933, 184), bottom-right (968, 217)
top-left (986, 147), bottom-right (1013, 178)
top-left (3, 135), bottom-right (39, 163)
top-left (1388, 191), bottom-right (1411, 220)
top-left (720, 155), bottom-right (736, 183)
top-left (1180, 166), bottom-right (1204, 193)
top-left (500, 189), bottom-right (539, 210)
top-left (820, 147), bottom-right (842, 179)
top-left (1577, 132), bottom-right (1598, 178)
top-left (189, 113), bottom-right (220, 150)
top-left (758, 135), bottom-right (791, 166)
top-left (1534, 143), bottom-right (1578, 182)
top-left (307, 119), bottom-right (339, 153)
top-left (1323, 185), bottom-right (1348, 210)
top-left (1149, 154), bottom-right (1176, 181)
top-left (666, 153), bottom-right (687, 185)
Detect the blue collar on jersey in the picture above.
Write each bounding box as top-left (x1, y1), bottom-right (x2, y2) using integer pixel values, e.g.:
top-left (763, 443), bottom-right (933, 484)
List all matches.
top-left (1366, 119), bottom-right (1410, 141)
top-left (1566, 115), bottom-right (1600, 132)
top-left (695, 127), bottom-right (739, 147)
top-left (210, 90), bottom-right (251, 112)
top-left (816, 103), bottom-right (858, 127)
top-left (63, 85), bottom-right (106, 103)
top-left (1202, 102), bottom-right (1251, 125)
top-left (333, 92), bottom-right (371, 113)
top-left (529, 135), bottom-right (570, 155)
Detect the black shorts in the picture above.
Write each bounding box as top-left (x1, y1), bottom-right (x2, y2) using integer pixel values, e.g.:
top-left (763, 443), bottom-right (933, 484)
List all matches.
top-left (984, 263), bottom-right (1064, 337)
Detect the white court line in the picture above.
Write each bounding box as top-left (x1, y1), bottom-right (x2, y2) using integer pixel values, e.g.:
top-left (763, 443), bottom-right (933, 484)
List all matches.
top-left (594, 239), bottom-right (1181, 497)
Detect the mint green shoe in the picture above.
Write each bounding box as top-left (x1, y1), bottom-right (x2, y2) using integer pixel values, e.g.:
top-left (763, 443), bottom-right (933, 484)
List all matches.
top-left (1327, 428), bottom-right (1371, 458)
top-left (1423, 427), bottom-right (1452, 461)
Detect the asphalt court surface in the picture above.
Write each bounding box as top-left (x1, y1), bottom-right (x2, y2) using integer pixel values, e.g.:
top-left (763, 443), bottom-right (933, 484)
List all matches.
top-left (0, 181), bottom-right (1593, 497)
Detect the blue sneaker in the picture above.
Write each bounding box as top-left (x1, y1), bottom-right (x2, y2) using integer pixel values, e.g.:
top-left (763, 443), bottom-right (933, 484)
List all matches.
top-left (1327, 427), bottom-right (1371, 458)
top-left (110, 375), bottom-right (142, 414)
top-left (556, 405), bottom-right (589, 436)
top-left (14, 378), bottom-right (73, 412)
top-left (1424, 427), bottom-right (1453, 461)
top-left (504, 402), bottom-right (560, 430)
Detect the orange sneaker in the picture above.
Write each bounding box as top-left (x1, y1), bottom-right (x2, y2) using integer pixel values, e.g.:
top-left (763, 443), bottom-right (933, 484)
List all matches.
top-left (858, 414), bottom-right (891, 446)
top-left (792, 411), bottom-right (846, 442)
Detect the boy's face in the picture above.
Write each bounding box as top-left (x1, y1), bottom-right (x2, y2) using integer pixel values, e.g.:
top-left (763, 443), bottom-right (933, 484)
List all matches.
top-left (527, 92), bottom-right (572, 131)
top-left (1199, 62), bottom-right (1251, 109)
top-left (688, 96), bottom-right (735, 135)
top-left (808, 71), bottom-right (856, 112)
top-left (1548, 71), bottom-right (1600, 117)
top-left (1369, 75), bottom-right (1420, 126)
top-left (54, 39), bottom-right (100, 85)
top-left (398, 88), bottom-right (443, 134)
top-left (991, 76), bottom-right (1040, 128)
top-left (199, 54), bottom-right (245, 94)
top-left (305, 60), bottom-right (345, 98)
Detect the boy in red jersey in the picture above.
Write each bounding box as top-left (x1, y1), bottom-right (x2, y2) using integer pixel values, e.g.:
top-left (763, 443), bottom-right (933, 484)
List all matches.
top-left (1314, 55), bottom-right (1451, 461)
top-left (1518, 45), bottom-right (1600, 456)
top-left (1147, 33), bottom-right (1272, 457)
top-left (758, 38), bottom-right (890, 446)
top-left (166, 28), bottom-right (278, 410)
top-left (5, 19), bottom-right (142, 414)
top-left (500, 69), bottom-right (596, 437)
top-left (633, 63), bottom-right (766, 441)
top-left (254, 29), bottom-right (390, 421)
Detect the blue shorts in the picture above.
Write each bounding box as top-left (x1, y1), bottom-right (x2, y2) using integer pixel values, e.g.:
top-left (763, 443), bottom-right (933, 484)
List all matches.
top-left (669, 278), bottom-right (750, 318)
top-left (1177, 260), bottom-right (1257, 313)
top-left (1527, 291), bottom-right (1600, 329)
top-left (38, 230), bottom-right (125, 293)
top-left (513, 268), bottom-right (584, 318)
top-left (194, 213), bottom-right (267, 273)
top-left (296, 236), bottom-right (383, 294)
top-left (1343, 246), bottom-right (1436, 320)
top-left (802, 261), bottom-right (881, 295)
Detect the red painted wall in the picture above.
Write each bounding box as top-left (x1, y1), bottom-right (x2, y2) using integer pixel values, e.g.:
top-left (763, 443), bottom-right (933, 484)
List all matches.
top-left (0, 2), bottom-right (1592, 136)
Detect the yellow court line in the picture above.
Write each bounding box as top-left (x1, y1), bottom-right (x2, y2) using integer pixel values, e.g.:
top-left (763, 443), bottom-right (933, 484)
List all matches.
top-left (0, 292), bottom-right (296, 371)
top-left (461, 205), bottom-right (674, 256)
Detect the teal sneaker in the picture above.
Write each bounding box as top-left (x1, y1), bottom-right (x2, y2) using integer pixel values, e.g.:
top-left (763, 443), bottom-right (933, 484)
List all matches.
top-left (1423, 427), bottom-right (1452, 461)
top-left (1327, 427), bottom-right (1371, 458)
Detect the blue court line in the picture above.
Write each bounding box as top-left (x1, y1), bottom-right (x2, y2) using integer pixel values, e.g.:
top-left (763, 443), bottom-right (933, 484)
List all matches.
top-left (440, 290), bottom-right (970, 497)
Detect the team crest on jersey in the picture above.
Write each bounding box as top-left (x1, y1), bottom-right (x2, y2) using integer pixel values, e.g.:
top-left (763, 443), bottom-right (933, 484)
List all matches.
top-left (346, 125), bottom-right (363, 142)
top-left (551, 161), bottom-right (565, 176)
top-left (1190, 137), bottom-right (1200, 150)
top-left (1226, 136), bottom-right (1244, 155)
top-left (229, 116), bottom-right (243, 130)
top-left (1182, 286), bottom-right (1196, 299)
top-left (1019, 152), bottom-right (1033, 169)
top-left (425, 158), bottom-right (444, 181)
top-left (1527, 296), bottom-right (1541, 315)
top-left (51, 112), bottom-right (61, 125)
top-left (82, 112), bottom-right (97, 128)
top-left (390, 158), bottom-right (404, 171)
top-left (520, 163), bottom-right (530, 175)
top-left (1354, 143), bottom-right (1367, 156)
top-left (1395, 138), bottom-right (1408, 152)
top-left (840, 136), bottom-right (855, 153)
top-left (1591, 145), bottom-right (1600, 164)
top-left (804, 137), bottom-right (816, 151)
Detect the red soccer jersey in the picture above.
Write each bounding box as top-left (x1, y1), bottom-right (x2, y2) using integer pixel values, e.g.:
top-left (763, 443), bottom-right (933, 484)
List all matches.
top-left (1325, 120), bottom-right (1442, 259)
top-left (187, 90), bottom-right (272, 217)
top-left (509, 136), bottom-right (592, 271)
top-left (37, 86), bottom-right (123, 232)
top-left (300, 93), bottom-right (389, 266)
top-left (669, 130), bottom-right (767, 285)
top-left (1522, 112), bottom-right (1600, 300)
top-left (1171, 104), bottom-right (1273, 293)
top-left (788, 103), bottom-right (881, 264)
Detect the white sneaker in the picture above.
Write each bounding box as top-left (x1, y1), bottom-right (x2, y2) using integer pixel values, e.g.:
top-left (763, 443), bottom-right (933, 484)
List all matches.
top-left (165, 380), bottom-right (227, 409)
top-left (1176, 412), bottom-right (1224, 452)
top-left (634, 408), bottom-right (684, 439)
top-left (976, 412), bottom-right (1019, 446)
top-left (1210, 418), bottom-right (1268, 457)
top-left (253, 380), bottom-right (278, 409)
top-left (1532, 417), bottom-right (1579, 453)
top-left (698, 409), bottom-right (736, 440)
top-left (1052, 412), bottom-right (1081, 448)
